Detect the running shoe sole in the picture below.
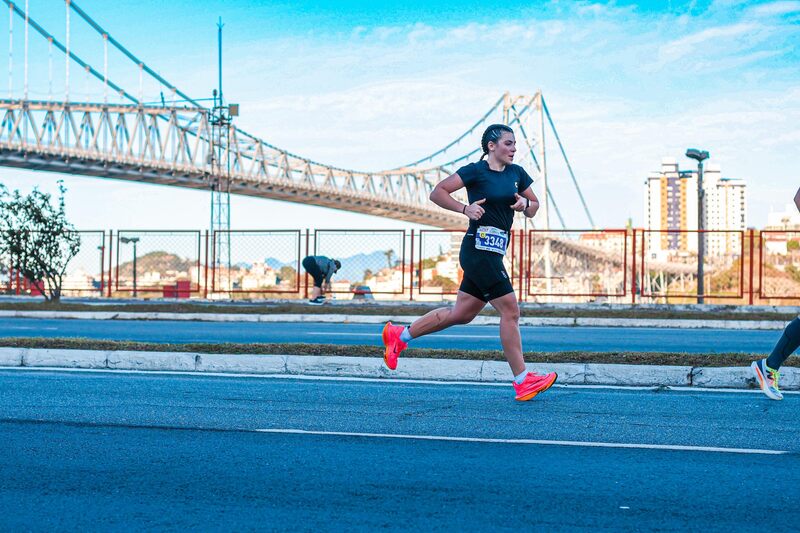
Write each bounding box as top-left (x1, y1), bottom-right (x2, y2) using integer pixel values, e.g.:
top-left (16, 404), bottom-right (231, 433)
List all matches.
top-left (515, 372), bottom-right (558, 401)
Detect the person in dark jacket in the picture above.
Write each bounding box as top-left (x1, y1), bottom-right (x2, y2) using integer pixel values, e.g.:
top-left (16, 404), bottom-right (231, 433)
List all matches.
top-left (302, 255), bottom-right (341, 305)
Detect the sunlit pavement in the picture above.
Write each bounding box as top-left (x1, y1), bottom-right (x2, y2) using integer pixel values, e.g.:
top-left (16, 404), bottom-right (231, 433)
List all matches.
top-left (1, 369), bottom-right (797, 530)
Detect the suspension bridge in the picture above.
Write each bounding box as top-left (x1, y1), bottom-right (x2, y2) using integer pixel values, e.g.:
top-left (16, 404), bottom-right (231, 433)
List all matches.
top-left (0, 0), bottom-right (595, 231)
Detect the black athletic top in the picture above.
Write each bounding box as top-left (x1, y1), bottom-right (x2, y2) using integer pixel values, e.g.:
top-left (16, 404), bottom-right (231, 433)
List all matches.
top-left (456, 160), bottom-right (533, 233)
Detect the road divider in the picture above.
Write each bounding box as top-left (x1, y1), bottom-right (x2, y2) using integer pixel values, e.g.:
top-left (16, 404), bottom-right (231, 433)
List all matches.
top-left (1, 347), bottom-right (797, 390)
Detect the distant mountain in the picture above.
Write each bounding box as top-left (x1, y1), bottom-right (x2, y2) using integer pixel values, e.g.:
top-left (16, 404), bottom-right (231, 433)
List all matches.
top-left (264, 250), bottom-right (401, 283)
top-left (332, 251), bottom-right (397, 283)
top-left (264, 257), bottom-right (290, 270)
top-left (117, 251), bottom-right (195, 277)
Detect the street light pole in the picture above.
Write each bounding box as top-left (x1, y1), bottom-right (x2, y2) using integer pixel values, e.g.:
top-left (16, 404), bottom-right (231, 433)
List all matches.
top-left (120, 237), bottom-right (140, 298)
top-left (685, 149), bottom-right (710, 304)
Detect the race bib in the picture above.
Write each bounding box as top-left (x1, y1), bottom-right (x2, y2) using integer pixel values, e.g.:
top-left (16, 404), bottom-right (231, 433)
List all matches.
top-left (475, 226), bottom-right (508, 255)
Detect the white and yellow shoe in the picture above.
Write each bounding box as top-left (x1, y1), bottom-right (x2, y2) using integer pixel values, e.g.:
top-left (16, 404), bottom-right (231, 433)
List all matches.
top-left (751, 359), bottom-right (783, 401)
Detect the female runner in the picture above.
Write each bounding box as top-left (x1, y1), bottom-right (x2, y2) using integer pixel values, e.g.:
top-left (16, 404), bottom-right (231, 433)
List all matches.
top-left (381, 124), bottom-right (558, 401)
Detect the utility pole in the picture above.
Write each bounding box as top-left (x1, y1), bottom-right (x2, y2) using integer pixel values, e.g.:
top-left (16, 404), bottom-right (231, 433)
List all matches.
top-left (209, 17), bottom-right (238, 294)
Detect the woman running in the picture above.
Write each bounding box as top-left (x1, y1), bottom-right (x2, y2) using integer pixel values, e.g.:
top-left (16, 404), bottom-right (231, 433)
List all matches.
top-left (751, 186), bottom-right (800, 400)
top-left (381, 124), bottom-right (558, 401)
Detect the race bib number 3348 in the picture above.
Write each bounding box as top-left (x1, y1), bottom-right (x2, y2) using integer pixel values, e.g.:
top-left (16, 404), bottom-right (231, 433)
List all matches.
top-left (474, 226), bottom-right (508, 255)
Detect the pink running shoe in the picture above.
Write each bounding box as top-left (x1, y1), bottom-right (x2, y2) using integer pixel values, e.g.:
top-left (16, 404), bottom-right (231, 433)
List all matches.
top-left (513, 371), bottom-right (558, 401)
top-left (382, 321), bottom-right (407, 370)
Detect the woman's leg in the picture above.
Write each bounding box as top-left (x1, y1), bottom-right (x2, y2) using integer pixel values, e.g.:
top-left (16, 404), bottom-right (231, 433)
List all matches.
top-left (408, 290), bottom-right (486, 338)
top-left (766, 317), bottom-right (800, 370)
top-left (488, 291), bottom-right (524, 376)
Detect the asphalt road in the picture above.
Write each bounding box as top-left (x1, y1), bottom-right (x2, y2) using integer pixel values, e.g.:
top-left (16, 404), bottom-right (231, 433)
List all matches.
top-left (0, 317), bottom-right (781, 353)
top-left (0, 369), bottom-right (797, 530)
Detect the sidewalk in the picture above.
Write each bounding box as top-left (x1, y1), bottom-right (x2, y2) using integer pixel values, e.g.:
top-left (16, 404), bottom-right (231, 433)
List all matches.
top-left (1, 347), bottom-right (798, 391)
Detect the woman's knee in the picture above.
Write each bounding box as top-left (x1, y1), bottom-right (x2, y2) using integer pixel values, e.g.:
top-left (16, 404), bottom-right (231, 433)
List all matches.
top-left (499, 304), bottom-right (520, 323)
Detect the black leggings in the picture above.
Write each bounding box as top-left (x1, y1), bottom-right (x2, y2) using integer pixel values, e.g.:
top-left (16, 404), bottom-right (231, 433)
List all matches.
top-left (766, 317), bottom-right (800, 370)
top-left (302, 257), bottom-right (325, 288)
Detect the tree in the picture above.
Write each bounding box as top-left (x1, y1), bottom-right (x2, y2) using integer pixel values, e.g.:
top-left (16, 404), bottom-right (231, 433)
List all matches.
top-left (0, 181), bottom-right (81, 302)
top-left (279, 265), bottom-right (297, 285)
top-left (384, 249), bottom-right (395, 269)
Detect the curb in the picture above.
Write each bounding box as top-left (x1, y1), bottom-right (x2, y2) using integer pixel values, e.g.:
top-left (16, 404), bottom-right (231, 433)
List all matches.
top-left (0, 310), bottom-right (790, 330)
top-left (1, 347), bottom-right (798, 390)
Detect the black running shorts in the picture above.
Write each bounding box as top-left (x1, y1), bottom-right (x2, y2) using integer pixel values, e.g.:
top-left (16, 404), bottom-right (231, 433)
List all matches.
top-left (302, 256), bottom-right (325, 288)
top-left (458, 233), bottom-right (514, 302)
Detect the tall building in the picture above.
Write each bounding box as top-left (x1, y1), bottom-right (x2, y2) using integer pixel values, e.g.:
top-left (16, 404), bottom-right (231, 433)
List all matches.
top-left (644, 157), bottom-right (746, 258)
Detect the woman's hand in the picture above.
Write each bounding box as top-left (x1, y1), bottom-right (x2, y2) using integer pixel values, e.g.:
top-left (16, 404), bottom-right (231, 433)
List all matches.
top-left (510, 193), bottom-right (527, 212)
top-left (464, 198), bottom-right (486, 220)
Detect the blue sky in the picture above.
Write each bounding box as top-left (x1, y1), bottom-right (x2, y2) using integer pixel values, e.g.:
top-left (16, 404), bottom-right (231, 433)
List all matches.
top-left (0, 0), bottom-right (798, 231)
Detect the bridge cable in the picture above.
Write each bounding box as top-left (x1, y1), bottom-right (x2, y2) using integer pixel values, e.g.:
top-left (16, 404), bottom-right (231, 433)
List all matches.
top-left (67, 0), bottom-right (200, 108)
top-left (509, 104), bottom-right (541, 172)
top-left (391, 94), bottom-right (504, 170)
top-left (542, 96), bottom-right (595, 228)
top-left (2, 0), bottom-right (140, 104)
top-left (507, 103), bottom-right (565, 227)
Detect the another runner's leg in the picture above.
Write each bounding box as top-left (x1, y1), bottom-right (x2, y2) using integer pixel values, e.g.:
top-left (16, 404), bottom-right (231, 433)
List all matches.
top-left (752, 317), bottom-right (800, 400)
top-left (767, 317), bottom-right (800, 370)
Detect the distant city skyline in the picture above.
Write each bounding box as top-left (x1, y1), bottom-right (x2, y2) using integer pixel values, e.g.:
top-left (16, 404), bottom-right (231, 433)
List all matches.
top-left (0, 0), bottom-right (797, 231)
top-left (644, 157), bottom-right (747, 259)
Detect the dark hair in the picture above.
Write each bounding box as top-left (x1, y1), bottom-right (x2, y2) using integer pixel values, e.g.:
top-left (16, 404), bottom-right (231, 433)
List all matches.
top-left (480, 124), bottom-right (514, 160)
top-left (333, 259), bottom-right (341, 270)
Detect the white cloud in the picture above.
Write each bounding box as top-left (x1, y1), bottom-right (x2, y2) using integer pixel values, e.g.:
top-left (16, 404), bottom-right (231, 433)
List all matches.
top-left (749, 1), bottom-right (800, 17)
top-left (655, 23), bottom-right (762, 65)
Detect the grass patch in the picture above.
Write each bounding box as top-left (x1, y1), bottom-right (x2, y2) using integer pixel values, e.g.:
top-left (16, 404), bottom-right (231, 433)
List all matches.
top-left (0, 300), bottom-right (797, 322)
top-left (2, 337), bottom-right (794, 368)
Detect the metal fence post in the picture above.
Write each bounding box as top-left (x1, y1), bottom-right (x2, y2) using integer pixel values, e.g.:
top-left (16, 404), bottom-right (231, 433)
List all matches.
top-left (203, 231), bottom-right (209, 299)
top-left (630, 228), bottom-right (637, 305)
top-left (409, 230), bottom-right (414, 301)
top-left (304, 229), bottom-right (310, 299)
top-left (748, 229), bottom-right (754, 305)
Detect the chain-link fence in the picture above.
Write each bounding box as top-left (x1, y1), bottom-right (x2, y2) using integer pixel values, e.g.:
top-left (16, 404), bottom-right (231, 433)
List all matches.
top-left (760, 230), bottom-right (800, 300)
top-left (639, 229), bottom-right (744, 301)
top-left (61, 231), bottom-right (106, 295)
top-left (313, 229), bottom-right (407, 299)
top-left (525, 229), bottom-right (628, 302)
top-left (0, 230), bottom-right (104, 296)
top-left (114, 230), bottom-right (201, 297)
top-left (5, 227), bottom-right (798, 305)
top-left (210, 230), bottom-right (302, 297)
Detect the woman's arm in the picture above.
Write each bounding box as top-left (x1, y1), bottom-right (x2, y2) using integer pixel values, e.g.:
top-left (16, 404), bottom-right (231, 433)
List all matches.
top-left (510, 187), bottom-right (540, 218)
top-left (430, 173), bottom-right (486, 220)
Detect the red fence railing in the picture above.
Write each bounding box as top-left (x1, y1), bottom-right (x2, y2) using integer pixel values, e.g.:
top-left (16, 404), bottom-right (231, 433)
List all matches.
top-left (5, 227), bottom-right (799, 304)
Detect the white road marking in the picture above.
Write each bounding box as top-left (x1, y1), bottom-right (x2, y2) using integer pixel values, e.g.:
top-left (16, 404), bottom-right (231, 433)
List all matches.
top-left (1, 366), bottom-right (798, 395)
top-left (2, 326), bottom-right (59, 330)
top-left (255, 428), bottom-right (789, 455)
